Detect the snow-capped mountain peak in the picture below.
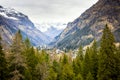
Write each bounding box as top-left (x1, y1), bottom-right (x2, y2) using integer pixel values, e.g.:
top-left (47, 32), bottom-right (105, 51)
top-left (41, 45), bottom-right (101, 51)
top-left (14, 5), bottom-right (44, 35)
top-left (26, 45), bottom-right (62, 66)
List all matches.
top-left (35, 23), bottom-right (67, 39)
top-left (0, 6), bottom-right (27, 21)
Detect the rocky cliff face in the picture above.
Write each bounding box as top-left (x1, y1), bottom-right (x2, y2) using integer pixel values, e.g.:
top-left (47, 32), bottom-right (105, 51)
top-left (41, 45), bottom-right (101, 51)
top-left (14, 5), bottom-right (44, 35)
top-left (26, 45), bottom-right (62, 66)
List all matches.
top-left (54, 0), bottom-right (120, 49)
top-left (0, 6), bottom-right (50, 46)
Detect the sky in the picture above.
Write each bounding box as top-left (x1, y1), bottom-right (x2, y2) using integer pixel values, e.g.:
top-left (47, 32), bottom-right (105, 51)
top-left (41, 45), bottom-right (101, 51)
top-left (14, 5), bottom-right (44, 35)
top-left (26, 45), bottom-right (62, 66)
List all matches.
top-left (0, 0), bottom-right (98, 24)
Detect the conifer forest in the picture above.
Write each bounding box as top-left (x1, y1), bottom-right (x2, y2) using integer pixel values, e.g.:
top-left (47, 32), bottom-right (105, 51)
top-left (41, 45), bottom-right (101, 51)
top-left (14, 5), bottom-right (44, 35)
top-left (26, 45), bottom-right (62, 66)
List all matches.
top-left (0, 25), bottom-right (120, 80)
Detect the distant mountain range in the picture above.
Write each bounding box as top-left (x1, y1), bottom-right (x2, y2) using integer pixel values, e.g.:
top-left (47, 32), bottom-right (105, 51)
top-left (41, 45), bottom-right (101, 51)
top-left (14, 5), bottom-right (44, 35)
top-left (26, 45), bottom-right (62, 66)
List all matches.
top-left (53, 0), bottom-right (120, 50)
top-left (0, 5), bottom-right (50, 46)
top-left (35, 23), bottom-right (66, 39)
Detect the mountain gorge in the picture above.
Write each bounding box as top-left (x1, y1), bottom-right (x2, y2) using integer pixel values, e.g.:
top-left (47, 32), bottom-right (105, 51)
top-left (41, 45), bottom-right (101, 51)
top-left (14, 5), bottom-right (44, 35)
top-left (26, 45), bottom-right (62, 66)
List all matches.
top-left (53, 0), bottom-right (120, 49)
top-left (0, 6), bottom-right (50, 46)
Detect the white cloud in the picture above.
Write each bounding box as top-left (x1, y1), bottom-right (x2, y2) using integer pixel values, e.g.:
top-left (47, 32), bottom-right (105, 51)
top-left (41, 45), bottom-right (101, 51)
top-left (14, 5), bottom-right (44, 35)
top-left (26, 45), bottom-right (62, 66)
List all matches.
top-left (0, 0), bottom-right (98, 23)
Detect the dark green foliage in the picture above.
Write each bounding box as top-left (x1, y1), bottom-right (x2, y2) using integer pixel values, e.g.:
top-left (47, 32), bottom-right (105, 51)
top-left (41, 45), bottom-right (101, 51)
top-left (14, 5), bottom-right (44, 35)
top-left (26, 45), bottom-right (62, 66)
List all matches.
top-left (61, 55), bottom-right (75, 80)
top-left (83, 47), bottom-right (91, 80)
top-left (98, 24), bottom-right (117, 80)
top-left (24, 69), bottom-right (32, 80)
top-left (89, 40), bottom-right (98, 80)
top-left (61, 54), bottom-right (69, 65)
top-left (77, 46), bottom-right (84, 61)
top-left (24, 46), bottom-right (38, 80)
top-left (57, 54), bottom-right (75, 80)
top-left (24, 37), bottom-right (31, 49)
top-left (81, 40), bottom-right (98, 80)
top-left (0, 36), bottom-right (8, 80)
top-left (73, 46), bottom-right (83, 77)
top-left (61, 64), bottom-right (75, 80)
top-left (52, 60), bottom-right (61, 80)
top-left (52, 60), bottom-right (60, 74)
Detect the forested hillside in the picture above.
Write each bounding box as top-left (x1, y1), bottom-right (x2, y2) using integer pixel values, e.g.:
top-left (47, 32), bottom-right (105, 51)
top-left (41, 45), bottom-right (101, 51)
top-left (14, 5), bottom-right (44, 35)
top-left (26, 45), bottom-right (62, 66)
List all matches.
top-left (0, 25), bottom-right (120, 80)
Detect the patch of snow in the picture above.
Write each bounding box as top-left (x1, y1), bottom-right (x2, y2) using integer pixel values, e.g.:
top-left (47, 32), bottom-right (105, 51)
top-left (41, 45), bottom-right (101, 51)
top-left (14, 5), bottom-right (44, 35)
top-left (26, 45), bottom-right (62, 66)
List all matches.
top-left (7, 8), bottom-right (19, 14)
top-left (0, 12), bottom-right (18, 20)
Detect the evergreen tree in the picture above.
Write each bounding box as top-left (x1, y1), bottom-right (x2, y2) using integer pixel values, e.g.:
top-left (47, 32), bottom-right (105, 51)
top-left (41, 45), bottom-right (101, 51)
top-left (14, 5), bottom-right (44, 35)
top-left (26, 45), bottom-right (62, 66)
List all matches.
top-left (0, 36), bottom-right (8, 80)
top-left (9, 30), bottom-right (27, 80)
top-left (23, 38), bottom-right (32, 80)
top-left (24, 37), bottom-right (38, 79)
top-left (98, 24), bottom-right (117, 80)
top-left (24, 37), bottom-right (31, 49)
top-left (61, 54), bottom-right (69, 66)
top-left (61, 63), bottom-right (75, 80)
top-left (11, 30), bottom-right (23, 53)
top-left (52, 60), bottom-right (61, 80)
top-left (72, 60), bottom-right (78, 75)
top-left (52, 60), bottom-right (60, 74)
top-left (89, 40), bottom-right (98, 80)
top-left (52, 59), bottom-right (63, 80)
top-left (82, 47), bottom-right (91, 80)
top-left (25, 46), bottom-right (38, 80)
top-left (35, 50), bottom-right (49, 80)
top-left (81, 40), bottom-right (98, 80)
top-left (60, 54), bottom-right (75, 80)
top-left (73, 46), bottom-right (83, 77)
top-left (77, 46), bottom-right (84, 61)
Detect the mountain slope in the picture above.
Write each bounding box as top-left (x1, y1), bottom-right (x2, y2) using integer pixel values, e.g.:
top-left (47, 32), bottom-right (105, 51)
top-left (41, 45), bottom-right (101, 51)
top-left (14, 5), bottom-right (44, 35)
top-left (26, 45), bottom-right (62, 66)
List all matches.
top-left (54, 0), bottom-right (120, 49)
top-left (0, 6), bottom-right (50, 46)
top-left (45, 26), bottom-right (63, 39)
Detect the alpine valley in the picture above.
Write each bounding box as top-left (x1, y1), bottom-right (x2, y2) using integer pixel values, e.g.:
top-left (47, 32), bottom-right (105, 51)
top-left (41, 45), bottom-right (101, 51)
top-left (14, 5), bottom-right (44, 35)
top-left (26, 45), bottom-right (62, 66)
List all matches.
top-left (1, 0), bottom-right (120, 80)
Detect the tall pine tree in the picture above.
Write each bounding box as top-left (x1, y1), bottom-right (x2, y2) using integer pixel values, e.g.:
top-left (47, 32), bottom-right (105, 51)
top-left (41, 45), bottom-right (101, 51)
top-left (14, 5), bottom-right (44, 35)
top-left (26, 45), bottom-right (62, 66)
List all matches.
top-left (24, 38), bottom-right (38, 80)
top-left (73, 46), bottom-right (83, 78)
top-left (89, 40), bottom-right (98, 80)
top-left (9, 30), bottom-right (27, 80)
top-left (98, 24), bottom-right (117, 80)
top-left (61, 54), bottom-right (75, 80)
top-left (82, 47), bottom-right (91, 80)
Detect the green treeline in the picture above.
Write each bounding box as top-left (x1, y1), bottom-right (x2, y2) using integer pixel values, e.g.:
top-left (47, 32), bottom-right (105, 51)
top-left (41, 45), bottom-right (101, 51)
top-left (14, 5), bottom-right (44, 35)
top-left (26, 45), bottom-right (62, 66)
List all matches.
top-left (0, 25), bottom-right (120, 80)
